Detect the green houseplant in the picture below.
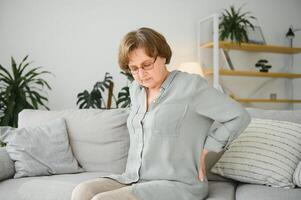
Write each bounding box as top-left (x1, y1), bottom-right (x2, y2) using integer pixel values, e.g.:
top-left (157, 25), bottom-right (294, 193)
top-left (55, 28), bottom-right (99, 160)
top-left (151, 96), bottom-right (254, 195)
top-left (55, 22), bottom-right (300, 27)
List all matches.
top-left (0, 56), bottom-right (52, 127)
top-left (76, 71), bottom-right (133, 109)
top-left (219, 5), bottom-right (256, 44)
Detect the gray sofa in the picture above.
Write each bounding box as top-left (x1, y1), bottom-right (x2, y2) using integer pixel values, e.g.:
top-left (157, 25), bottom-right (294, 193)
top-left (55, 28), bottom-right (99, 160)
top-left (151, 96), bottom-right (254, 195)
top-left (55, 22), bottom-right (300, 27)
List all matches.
top-left (0, 108), bottom-right (301, 200)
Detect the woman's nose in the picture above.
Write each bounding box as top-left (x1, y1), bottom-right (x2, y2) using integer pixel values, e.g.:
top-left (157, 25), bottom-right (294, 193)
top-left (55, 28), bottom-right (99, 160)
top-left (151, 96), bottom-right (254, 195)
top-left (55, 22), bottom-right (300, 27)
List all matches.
top-left (138, 68), bottom-right (147, 77)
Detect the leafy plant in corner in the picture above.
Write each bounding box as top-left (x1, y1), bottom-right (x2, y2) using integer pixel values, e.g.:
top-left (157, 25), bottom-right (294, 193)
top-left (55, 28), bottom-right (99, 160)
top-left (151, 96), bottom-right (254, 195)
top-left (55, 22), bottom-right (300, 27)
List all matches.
top-left (76, 71), bottom-right (133, 109)
top-left (219, 5), bottom-right (256, 44)
top-left (0, 56), bottom-right (52, 127)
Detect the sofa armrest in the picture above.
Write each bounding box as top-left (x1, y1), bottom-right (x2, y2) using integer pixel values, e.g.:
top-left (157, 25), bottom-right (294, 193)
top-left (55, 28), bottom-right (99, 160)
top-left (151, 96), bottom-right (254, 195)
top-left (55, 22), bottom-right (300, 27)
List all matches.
top-left (0, 147), bottom-right (15, 181)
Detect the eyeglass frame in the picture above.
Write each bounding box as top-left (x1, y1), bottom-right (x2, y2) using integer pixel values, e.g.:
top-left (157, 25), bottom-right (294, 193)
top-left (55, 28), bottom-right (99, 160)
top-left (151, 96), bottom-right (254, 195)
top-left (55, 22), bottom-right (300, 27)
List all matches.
top-left (127, 57), bottom-right (157, 75)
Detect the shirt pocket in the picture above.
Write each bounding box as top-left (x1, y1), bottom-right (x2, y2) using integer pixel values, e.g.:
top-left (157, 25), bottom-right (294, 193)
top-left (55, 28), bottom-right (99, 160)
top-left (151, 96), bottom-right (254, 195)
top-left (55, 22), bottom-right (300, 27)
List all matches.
top-left (154, 103), bottom-right (188, 137)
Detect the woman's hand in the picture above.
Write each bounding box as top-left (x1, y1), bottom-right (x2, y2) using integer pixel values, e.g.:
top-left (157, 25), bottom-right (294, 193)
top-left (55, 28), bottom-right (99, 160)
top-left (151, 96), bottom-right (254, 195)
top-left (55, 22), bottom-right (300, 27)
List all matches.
top-left (198, 149), bottom-right (209, 181)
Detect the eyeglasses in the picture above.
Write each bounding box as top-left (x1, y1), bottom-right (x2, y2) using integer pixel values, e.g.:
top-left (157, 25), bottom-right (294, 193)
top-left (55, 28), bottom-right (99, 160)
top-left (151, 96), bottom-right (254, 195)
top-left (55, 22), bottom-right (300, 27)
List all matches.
top-left (128, 57), bottom-right (157, 75)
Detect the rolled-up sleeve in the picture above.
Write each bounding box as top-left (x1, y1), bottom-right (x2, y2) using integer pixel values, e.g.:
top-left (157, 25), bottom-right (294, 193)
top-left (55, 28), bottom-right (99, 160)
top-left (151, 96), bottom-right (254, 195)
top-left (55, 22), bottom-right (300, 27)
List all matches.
top-left (191, 77), bottom-right (251, 153)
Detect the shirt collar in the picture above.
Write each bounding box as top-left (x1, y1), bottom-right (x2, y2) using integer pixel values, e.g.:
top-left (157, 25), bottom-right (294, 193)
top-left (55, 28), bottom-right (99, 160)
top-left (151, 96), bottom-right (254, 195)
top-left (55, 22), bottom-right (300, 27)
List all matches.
top-left (160, 70), bottom-right (178, 90)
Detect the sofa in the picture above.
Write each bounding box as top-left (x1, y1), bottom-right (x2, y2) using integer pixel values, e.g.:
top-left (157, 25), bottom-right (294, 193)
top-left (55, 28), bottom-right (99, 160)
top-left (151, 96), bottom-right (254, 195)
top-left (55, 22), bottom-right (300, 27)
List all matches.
top-left (0, 107), bottom-right (301, 200)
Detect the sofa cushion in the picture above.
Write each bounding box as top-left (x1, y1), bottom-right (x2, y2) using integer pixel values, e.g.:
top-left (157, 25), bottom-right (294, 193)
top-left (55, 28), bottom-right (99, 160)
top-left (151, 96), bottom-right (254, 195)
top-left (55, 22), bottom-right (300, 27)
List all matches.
top-left (206, 108), bottom-right (301, 182)
top-left (0, 118), bottom-right (83, 178)
top-left (236, 183), bottom-right (301, 200)
top-left (0, 147), bottom-right (15, 181)
top-left (211, 118), bottom-right (301, 188)
top-left (293, 161), bottom-right (301, 187)
top-left (207, 181), bottom-right (237, 200)
top-left (18, 108), bottom-right (130, 173)
top-left (205, 151), bottom-right (230, 182)
top-left (0, 171), bottom-right (109, 200)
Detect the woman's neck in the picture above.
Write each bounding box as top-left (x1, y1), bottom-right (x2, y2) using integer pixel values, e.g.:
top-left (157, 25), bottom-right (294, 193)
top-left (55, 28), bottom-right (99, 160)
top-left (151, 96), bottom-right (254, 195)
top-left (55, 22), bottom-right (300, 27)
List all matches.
top-left (147, 69), bottom-right (170, 93)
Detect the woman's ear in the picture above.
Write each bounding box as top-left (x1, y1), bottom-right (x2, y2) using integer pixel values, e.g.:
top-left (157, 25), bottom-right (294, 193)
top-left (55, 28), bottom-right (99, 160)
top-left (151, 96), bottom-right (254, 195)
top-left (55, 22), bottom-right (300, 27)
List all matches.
top-left (157, 56), bottom-right (166, 64)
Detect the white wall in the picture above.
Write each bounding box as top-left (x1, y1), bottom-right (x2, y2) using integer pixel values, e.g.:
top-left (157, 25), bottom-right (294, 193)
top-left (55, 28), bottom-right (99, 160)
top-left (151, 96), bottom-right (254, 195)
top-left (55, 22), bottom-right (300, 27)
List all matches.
top-left (202, 0), bottom-right (301, 110)
top-left (0, 0), bottom-right (300, 110)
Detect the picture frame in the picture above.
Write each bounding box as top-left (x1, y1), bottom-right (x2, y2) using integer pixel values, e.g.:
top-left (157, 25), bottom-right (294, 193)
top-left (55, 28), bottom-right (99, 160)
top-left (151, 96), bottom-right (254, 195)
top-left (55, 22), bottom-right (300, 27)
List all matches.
top-left (246, 25), bottom-right (266, 45)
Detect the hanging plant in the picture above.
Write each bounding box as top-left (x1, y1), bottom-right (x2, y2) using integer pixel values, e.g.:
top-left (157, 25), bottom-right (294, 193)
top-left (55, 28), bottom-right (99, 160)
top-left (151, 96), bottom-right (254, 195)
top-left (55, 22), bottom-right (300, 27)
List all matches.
top-left (219, 5), bottom-right (256, 44)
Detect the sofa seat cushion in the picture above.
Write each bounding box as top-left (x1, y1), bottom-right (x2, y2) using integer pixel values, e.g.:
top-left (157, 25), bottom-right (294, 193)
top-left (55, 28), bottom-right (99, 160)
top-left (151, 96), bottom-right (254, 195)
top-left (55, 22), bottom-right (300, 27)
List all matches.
top-left (207, 181), bottom-right (237, 200)
top-left (0, 172), bottom-right (109, 200)
top-left (236, 183), bottom-right (301, 200)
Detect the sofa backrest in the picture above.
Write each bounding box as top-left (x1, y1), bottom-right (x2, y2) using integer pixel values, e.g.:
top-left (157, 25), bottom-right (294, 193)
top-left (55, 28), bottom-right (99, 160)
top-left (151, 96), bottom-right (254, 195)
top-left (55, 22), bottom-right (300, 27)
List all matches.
top-left (18, 108), bottom-right (130, 174)
top-left (246, 107), bottom-right (301, 123)
top-left (18, 108), bottom-right (301, 179)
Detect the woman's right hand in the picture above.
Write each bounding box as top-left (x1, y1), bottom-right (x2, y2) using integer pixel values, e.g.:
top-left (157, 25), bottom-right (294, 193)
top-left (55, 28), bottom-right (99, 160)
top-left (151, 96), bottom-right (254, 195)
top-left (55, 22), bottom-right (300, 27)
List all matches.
top-left (198, 149), bottom-right (209, 181)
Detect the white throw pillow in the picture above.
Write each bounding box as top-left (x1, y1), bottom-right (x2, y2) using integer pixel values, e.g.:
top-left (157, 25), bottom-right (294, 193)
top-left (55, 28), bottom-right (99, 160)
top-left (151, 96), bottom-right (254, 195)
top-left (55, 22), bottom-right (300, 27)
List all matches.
top-left (211, 118), bottom-right (301, 188)
top-left (0, 118), bottom-right (83, 178)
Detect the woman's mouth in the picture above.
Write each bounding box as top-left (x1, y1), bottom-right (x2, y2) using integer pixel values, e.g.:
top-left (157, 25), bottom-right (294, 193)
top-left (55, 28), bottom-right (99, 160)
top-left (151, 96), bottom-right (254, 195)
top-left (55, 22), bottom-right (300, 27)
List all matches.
top-left (141, 78), bottom-right (151, 84)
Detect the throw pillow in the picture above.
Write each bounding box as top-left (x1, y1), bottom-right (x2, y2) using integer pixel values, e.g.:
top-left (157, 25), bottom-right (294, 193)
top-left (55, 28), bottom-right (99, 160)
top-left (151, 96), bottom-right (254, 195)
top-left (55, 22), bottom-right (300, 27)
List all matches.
top-left (0, 118), bottom-right (83, 178)
top-left (293, 161), bottom-right (301, 187)
top-left (0, 147), bottom-right (15, 181)
top-left (211, 118), bottom-right (301, 188)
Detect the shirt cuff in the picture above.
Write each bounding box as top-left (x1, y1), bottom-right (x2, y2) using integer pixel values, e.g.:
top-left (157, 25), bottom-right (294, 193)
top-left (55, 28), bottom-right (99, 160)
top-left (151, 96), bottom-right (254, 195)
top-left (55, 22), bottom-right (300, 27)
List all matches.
top-left (204, 136), bottom-right (224, 153)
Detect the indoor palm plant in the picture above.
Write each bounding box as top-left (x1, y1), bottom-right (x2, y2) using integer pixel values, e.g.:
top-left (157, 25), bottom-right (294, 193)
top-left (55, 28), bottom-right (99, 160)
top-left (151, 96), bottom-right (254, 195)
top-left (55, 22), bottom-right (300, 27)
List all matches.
top-left (0, 56), bottom-right (52, 127)
top-left (219, 5), bottom-right (256, 44)
top-left (76, 71), bottom-right (133, 109)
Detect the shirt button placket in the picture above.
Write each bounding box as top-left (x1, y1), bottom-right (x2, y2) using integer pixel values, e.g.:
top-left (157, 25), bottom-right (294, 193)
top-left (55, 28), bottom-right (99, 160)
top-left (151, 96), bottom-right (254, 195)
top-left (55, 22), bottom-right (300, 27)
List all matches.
top-left (134, 112), bottom-right (145, 181)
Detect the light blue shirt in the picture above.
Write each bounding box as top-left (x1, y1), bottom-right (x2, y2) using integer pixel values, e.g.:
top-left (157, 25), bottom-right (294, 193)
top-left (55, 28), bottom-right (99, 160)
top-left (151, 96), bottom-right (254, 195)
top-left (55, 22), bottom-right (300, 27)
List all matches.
top-left (107, 70), bottom-right (251, 200)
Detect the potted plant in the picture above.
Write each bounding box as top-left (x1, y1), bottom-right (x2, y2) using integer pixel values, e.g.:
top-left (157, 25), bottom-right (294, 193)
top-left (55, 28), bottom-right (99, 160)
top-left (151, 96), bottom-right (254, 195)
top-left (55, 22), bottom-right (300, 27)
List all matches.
top-left (0, 56), bottom-right (53, 127)
top-left (219, 5), bottom-right (256, 44)
top-left (255, 59), bottom-right (272, 72)
top-left (76, 71), bottom-right (133, 109)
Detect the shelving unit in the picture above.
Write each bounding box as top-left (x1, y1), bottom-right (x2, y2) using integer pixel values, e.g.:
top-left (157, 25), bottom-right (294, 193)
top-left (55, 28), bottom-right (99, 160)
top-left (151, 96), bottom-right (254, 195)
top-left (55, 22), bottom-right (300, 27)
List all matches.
top-left (231, 96), bottom-right (301, 103)
top-left (201, 41), bottom-right (301, 54)
top-left (203, 69), bottom-right (301, 79)
top-left (198, 14), bottom-right (301, 106)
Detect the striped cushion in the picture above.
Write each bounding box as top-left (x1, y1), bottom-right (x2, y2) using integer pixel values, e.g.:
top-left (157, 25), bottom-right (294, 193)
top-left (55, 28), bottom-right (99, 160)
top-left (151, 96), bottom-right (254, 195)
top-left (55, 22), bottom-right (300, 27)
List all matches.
top-left (211, 118), bottom-right (301, 188)
top-left (294, 162), bottom-right (301, 187)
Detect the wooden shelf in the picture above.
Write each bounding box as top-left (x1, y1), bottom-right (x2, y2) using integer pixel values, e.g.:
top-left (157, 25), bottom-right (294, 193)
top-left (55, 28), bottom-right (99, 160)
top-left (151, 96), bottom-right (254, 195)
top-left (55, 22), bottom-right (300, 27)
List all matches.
top-left (201, 41), bottom-right (301, 54)
top-left (232, 97), bottom-right (301, 103)
top-left (203, 69), bottom-right (301, 79)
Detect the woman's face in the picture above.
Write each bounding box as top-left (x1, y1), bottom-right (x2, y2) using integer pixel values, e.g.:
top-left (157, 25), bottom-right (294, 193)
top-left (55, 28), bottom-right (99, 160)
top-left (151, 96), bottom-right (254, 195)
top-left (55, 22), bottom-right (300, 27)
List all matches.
top-left (128, 48), bottom-right (169, 90)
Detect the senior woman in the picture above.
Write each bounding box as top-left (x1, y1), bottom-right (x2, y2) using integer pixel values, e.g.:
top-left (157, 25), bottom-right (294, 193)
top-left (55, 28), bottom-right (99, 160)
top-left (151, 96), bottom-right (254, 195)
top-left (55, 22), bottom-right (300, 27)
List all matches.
top-left (71, 27), bottom-right (250, 200)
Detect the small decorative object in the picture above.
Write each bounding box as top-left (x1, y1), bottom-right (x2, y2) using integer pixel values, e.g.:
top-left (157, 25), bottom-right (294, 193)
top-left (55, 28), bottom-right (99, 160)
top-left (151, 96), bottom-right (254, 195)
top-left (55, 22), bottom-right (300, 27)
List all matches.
top-left (285, 25), bottom-right (301, 47)
top-left (219, 5), bottom-right (257, 44)
top-left (0, 56), bottom-right (52, 127)
top-left (270, 93), bottom-right (277, 100)
top-left (255, 59), bottom-right (272, 72)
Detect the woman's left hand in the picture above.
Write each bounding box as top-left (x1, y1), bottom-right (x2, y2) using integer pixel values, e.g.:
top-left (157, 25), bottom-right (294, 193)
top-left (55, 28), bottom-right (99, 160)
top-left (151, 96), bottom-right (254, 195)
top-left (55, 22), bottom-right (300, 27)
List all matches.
top-left (198, 149), bottom-right (209, 181)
